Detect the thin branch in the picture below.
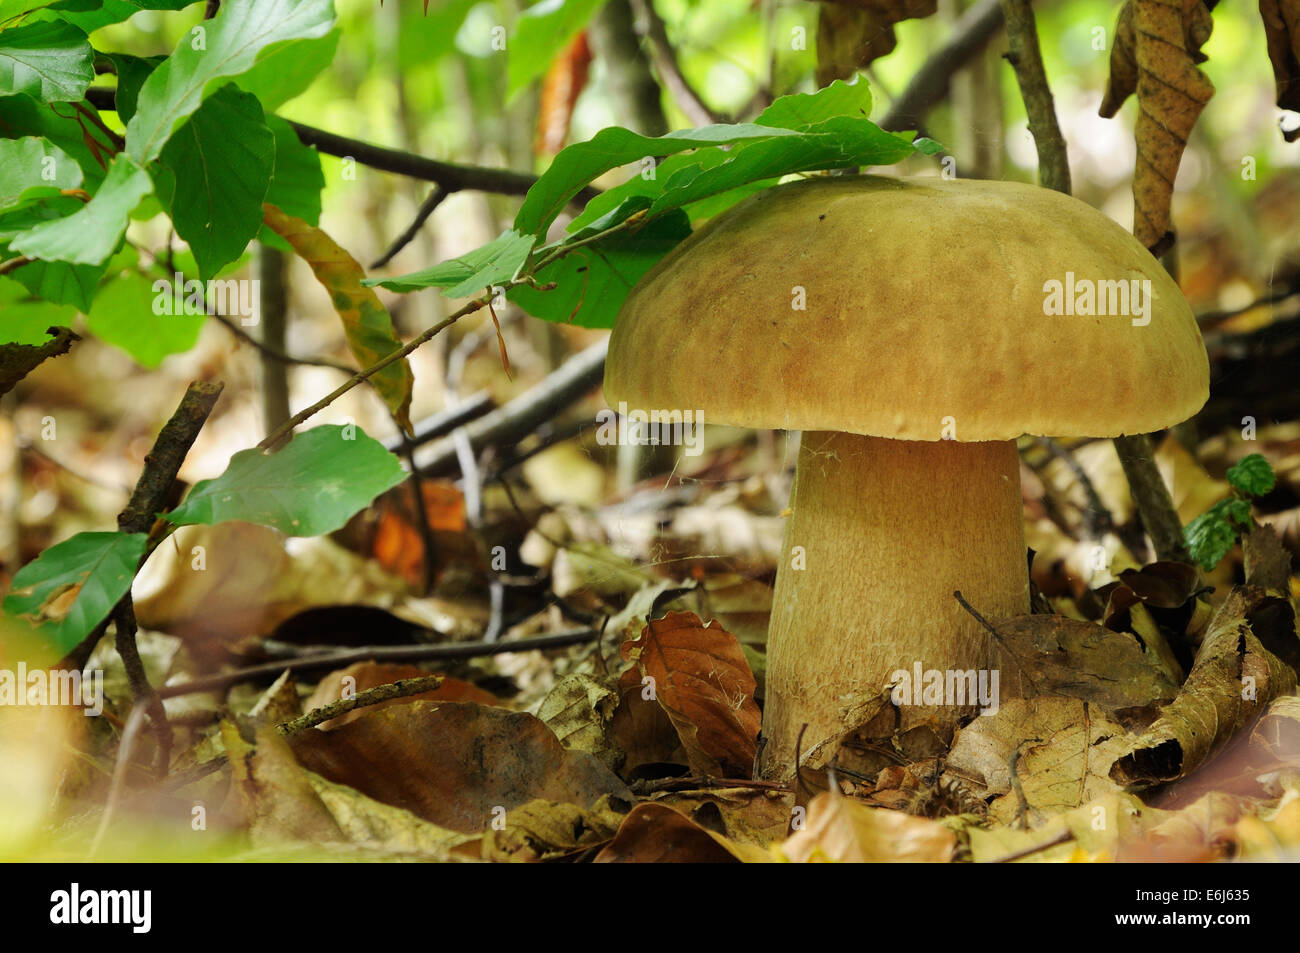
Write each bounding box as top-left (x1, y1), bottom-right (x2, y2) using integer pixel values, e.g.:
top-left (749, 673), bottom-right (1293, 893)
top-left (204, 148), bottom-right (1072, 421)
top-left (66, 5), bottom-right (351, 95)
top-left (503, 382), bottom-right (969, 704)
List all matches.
top-left (277, 674), bottom-right (444, 734)
top-left (629, 0), bottom-right (725, 126)
top-left (371, 185), bottom-right (448, 268)
top-left (82, 86), bottom-right (599, 204)
top-left (155, 628), bottom-right (601, 700)
top-left (1000, 0), bottom-right (1070, 193)
top-left (880, 0), bottom-right (1006, 133)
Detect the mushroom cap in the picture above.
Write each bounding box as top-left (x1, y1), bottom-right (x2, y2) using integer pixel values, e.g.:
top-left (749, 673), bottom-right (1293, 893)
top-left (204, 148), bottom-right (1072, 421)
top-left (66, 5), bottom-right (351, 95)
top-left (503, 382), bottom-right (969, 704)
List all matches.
top-left (604, 175), bottom-right (1209, 441)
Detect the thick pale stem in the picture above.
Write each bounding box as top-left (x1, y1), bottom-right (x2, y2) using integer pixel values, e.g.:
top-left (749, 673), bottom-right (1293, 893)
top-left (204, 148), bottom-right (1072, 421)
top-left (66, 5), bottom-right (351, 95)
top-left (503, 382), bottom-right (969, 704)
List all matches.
top-left (761, 432), bottom-right (1029, 778)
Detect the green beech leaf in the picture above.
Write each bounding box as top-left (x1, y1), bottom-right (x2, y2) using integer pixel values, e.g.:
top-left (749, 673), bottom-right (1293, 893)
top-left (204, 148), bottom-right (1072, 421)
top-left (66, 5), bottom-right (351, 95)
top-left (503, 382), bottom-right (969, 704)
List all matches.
top-left (11, 258), bottom-right (105, 311)
top-left (125, 0), bottom-right (335, 164)
top-left (0, 21), bottom-right (93, 103)
top-left (0, 138), bottom-right (81, 213)
top-left (755, 76), bottom-right (874, 129)
top-left (2, 531), bottom-right (147, 656)
top-left (260, 116), bottom-right (323, 229)
top-left (234, 28), bottom-right (340, 111)
top-left (87, 272), bottom-right (204, 367)
top-left (508, 210), bottom-right (692, 328)
top-left (514, 124), bottom-right (802, 237)
top-left (0, 94), bottom-right (113, 188)
top-left (365, 228), bottom-right (535, 297)
top-left (1226, 453), bottom-right (1276, 498)
top-left (49, 0), bottom-right (196, 35)
top-left (165, 424), bottom-right (407, 536)
top-left (11, 155), bottom-right (152, 265)
top-left (159, 85), bottom-right (275, 279)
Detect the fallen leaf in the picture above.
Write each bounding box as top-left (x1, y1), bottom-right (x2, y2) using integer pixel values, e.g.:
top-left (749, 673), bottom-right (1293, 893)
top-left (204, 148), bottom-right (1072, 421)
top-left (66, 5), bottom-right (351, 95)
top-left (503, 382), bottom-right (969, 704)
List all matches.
top-left (779, 791), bottom-right (955, 862)
top-left (537, 672), bottom-right (623, 770)
top-left (303, 662), bottom-right (496, 730)
top-left (622, 610), bottom-right (760, 776)
top-left (593, 802), bottom-right (769, 862)
top-left (289, 701), bottom-right (632, 833)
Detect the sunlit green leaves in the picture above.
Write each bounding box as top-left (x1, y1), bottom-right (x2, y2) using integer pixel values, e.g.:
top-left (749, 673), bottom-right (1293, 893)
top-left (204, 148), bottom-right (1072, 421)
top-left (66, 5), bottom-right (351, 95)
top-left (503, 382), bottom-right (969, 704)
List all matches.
top-left (158, 85), bottom-right (274, 278)
top-left (366, 229), bottom-right (535, 298)
top-left (125, 0), bottom-right (335, 164)
top-left (87, 271), bottom-right (204, 367)
top-left (165, 424), bottom-right (407, 536)
top-left (0, 21), bottom-right (93, 103)
top-left (10, 154), bottom-right (151, 265)
top-left (0, 137), bottom-right (80, 212)
top-left (1226, 453), bottom-right (1276, 498)
top-left (2, 531), bottom-right (148, 656)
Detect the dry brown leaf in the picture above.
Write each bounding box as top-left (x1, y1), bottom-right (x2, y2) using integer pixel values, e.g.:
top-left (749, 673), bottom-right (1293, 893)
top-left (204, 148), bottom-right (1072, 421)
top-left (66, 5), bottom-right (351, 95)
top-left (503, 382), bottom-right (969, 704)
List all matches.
top-left (222, 721), bottom-right (344, 844)
top-left (779, 791), bottom-right (955, 862)
top-left (479, 796), bottom-right (626, 862)
top-left (303, 662), bottom-right (496, 730)
top-left (946, 698), bottom-right (1131, 825)
top-left (1110, 586), bottom-right (1299, 787)
top-left (651, 787), bottom-right (795, 846)
top-left (815, 0), bottom-right (938, 86)
top-left (609, 663), bottom-right (688, 774)
top-left (535, 31), bottom-right (591, 156)
top-left (1260, 0), bottom-right (1300, 126)
top-left (993, 613), bottom-right (1180, 712)
top-left (288, 701), bottom-right (632, 833)
top-left (1100, 0), bottom-right (1215, 250)
top-left (593, 802), bottom-right (769, 862)
top-left (621, 610), bottom-right (761, 776)
top-left (537, 672), bottom-right (623, 770)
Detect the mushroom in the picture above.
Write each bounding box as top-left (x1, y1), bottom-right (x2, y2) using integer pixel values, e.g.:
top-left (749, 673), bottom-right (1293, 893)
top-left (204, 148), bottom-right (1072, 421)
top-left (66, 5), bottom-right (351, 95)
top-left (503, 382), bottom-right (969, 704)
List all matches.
top-left (604, 175), bottom-right (1209, 779)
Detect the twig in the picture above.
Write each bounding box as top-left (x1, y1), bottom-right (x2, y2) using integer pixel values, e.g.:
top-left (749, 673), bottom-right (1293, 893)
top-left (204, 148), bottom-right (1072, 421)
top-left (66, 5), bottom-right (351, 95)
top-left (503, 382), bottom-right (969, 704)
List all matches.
top-left (381, 390), bottom-right (494, 452)
top-left (880, 0), bottom-right (1006, 132)
top-left (953, 589), bottom-right (1001, 639)
top-left (0, 256), bottom-right (31, 277)
top-left (155, 628), bottom-right (600, 699)
top-left (1032, 437), bottom-right (1114, 539)
top-left (412, 339), bottom-right (608, 475)
top-left (1113, 433), bottom-right (1191, 562)
top-left (277, 674), bottom-right (444, 734)
top-left (88, 700), bottom-right (149, 859)
top-left (629, 0), bottom-right (724, 126)
top-left (1000, 0), bottom-right (1070, 193)
top-left (986, 829), bottom-right (1074, 862)
top-left (371, 185), bottom-right (448, 268)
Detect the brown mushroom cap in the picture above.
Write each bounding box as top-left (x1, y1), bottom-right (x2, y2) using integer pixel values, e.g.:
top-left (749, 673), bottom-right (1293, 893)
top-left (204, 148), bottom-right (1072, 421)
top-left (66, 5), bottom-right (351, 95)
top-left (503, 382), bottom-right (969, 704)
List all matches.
top-left (604, 175), bottom-right (1209, 441)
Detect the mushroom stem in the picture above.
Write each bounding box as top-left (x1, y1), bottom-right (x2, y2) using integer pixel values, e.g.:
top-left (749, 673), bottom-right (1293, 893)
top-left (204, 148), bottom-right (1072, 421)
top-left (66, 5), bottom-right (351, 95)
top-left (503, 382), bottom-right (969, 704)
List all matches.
top-left (761, 431), bottom-right (1029, 778)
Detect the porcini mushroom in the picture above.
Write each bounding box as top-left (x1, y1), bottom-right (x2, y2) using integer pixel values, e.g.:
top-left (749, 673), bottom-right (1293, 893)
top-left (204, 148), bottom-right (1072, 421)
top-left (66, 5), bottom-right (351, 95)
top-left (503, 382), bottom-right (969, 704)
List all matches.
top-left (603, 175), bottom-right (1209, 779)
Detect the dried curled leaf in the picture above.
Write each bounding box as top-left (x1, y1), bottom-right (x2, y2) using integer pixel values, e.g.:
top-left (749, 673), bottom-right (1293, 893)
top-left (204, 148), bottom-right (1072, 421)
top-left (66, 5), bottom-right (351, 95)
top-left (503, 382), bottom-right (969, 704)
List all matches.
top-left (1110, 586), bottom-right (1300, 787)
top-left (815, 0), bottom-right (939, 86)
top-left (621, 610), bottom-right (760, 776)
top-left (593, 802), bottom-right (769, 862)
top-left (1099, 0), bottom-right (1215, 251)
top-left (1260, 0), bottom-right (1300, 126)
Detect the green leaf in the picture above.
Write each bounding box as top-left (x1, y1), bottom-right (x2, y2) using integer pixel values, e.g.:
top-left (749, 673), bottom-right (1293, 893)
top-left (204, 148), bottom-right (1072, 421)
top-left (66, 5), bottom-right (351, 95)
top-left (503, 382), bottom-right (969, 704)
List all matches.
top-left (125, 0), bottom-right (335, 164)
top-left (260, 116), bottom-right (323, 227)
top-left (101, 52), bottom-right (163, 124)
top-left (506, 0), bottom-right (604, 100)
top-left (0, 94), bottom-right (112, 187)
top-left (159, 85), bottom-right (274, 279)
top-left (165, 424), bottom-right (407, 536)
top-left (234, 27), bottom-right (339, 111)
top-left (755, 76), bottom-right (873, 129)
top-left (11, 154), bottom-right (151, 265)
top-left (1226, 453), bottom-right (1276, 498)
top-left (0, 21), bottom-right (93, 103)
top-left (514, 123), bottom-right (801, 237)
top-left (2, 531), bottom-right (147, 656)
top-left (508, 210), bottom-right (691, 328)
top-left (11, 257), bottom-right (105, 310)
top-left (1184, 499), bottom-right (1249, 572)
top-left (0, 285), bottom-right (77, 344)
top-left (366, 228), bottom-right (535, 297)
top-left (0, 136), bottom-right (80, 211)
top-left (261, 205), bottom-right (414, 431)
top-left (48, 0), bottom-right (196, 34)
top-left (87, 271), bottom-right (203, 366)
